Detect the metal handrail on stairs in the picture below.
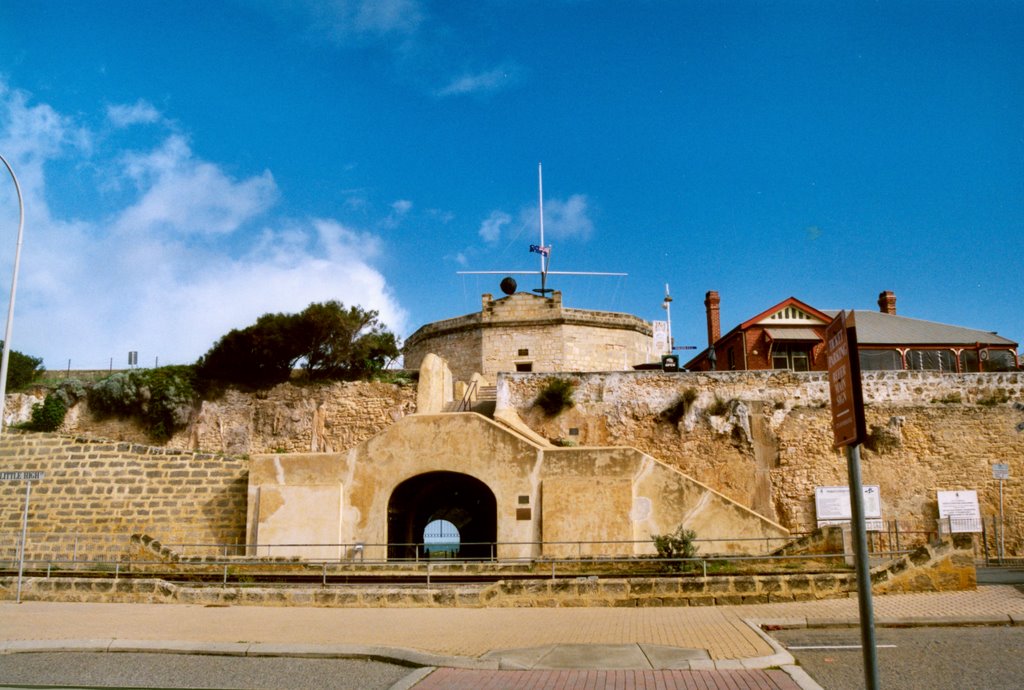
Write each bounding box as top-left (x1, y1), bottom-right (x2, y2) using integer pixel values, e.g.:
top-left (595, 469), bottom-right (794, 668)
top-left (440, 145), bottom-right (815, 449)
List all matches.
top-left (455, 380), bottom-right (478, 412)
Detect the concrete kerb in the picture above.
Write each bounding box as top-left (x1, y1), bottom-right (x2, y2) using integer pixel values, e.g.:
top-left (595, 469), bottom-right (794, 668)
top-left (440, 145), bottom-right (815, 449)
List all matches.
top-left (0, 639), bottom-right (497, 671)
top-left (738, 619), bottom-right (795, 669)
top-left (754, 614), bottom-right (1019, 631)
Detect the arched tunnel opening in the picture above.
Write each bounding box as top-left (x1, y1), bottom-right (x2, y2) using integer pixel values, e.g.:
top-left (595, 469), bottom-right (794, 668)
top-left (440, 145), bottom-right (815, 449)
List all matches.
top-left (387, 471), bottom-right (497, 561)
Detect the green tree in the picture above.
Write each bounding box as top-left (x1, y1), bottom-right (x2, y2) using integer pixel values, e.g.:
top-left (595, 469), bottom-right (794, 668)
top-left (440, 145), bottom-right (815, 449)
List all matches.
top-left (195, 312), bottom-right (301, 388)
top-left (294, 301), bottom-right (399, 381)
top-left (195, 301), bottom-right (399, 388)
top-left (0, 341), bottom-right (44, 390)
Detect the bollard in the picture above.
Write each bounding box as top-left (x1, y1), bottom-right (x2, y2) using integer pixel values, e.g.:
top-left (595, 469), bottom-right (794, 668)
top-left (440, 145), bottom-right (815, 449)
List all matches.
top-left (223, 564), bottom-right (228, 587)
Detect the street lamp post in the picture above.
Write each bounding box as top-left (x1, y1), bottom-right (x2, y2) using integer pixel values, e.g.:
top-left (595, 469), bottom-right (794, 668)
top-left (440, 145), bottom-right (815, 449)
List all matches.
top-left (0, 153), bottom-right (26, 438)
top-left (662, 284), bottom-right (673, 353)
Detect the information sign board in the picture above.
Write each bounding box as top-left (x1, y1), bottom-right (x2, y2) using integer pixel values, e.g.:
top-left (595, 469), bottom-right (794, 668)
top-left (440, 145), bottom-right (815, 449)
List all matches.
top-left (815, 485), bottom-right (883, 531)
top-left (992, 463), bottom-right (1010, 480)
top-left (825, 311), bottom-right (867, 448)
top-left (937, 490), bottom-right (982, 533)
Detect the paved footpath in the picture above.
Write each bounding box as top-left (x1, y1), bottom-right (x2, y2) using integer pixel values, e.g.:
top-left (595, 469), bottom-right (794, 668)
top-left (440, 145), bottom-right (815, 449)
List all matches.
top-left (1, 585), bottom-right (1022, 690)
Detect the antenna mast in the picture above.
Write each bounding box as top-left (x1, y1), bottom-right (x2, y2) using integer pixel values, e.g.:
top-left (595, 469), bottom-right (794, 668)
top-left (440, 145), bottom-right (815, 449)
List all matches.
top-left (536, 162), bottom-right (551, 296)
top-left (457, 164), bottom-right (626, 295)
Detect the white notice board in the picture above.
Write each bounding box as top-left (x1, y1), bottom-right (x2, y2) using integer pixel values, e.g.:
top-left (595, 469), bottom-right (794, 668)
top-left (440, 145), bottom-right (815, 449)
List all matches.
top-left (936, 490), bottom-right (982, 533)
top-left (815, 485), bottom-right (883, 532)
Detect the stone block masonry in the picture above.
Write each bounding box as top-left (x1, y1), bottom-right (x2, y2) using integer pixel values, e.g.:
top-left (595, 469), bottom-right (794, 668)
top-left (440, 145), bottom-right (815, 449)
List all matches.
top-left (500, 370), bottom-right (1024, 557)
top-left (0, 432), bottom-right (247, 562)
top-left (1, 534), bottom-right (974, 606)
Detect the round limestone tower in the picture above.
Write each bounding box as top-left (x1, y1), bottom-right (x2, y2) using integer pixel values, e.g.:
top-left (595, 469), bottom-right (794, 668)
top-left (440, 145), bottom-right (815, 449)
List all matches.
top-left (403, 291), bottom-right (657, 382)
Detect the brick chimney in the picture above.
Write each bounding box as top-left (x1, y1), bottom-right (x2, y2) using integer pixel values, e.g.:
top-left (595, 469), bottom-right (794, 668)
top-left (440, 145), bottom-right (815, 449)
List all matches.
top-left (704, 290), bottom-right (721, 346)
top-left (877, 290), bottom-right (897, 315)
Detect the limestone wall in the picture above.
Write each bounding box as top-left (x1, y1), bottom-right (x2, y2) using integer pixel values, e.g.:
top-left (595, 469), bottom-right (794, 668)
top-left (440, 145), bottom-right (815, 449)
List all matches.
top-left (0, 432), bottom-right (247, 561)
top-left (5, 380), bottom-right (417, 457)
top-left (498, 370), bottom-right (1024, 556)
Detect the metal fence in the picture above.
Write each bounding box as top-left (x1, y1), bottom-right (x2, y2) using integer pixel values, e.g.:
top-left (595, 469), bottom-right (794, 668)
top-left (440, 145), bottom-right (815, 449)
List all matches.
top-left (3, 516), bottom-right (1016, 581)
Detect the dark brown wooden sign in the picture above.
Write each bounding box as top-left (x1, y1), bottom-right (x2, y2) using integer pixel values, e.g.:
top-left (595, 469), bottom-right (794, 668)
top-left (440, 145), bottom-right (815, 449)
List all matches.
top-left (825, 311), bottom-right (867, 448)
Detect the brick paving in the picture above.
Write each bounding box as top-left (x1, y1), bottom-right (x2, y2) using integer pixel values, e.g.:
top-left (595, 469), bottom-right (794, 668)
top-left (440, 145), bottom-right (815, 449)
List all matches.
top-left (2, 586), bottom-right (1023, 689)
top-left (413, 668), bottom-right (802, 689)
top-left (4, 586), bottom-right (1023, 660)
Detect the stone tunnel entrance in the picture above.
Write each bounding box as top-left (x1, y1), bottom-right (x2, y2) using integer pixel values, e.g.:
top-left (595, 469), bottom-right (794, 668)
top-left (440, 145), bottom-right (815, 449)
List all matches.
top-left (387, 471), bottom-right (498, 561)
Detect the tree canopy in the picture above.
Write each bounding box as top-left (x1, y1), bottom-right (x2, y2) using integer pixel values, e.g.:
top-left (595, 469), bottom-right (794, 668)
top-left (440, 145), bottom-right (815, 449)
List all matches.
top-left (1, 341), bottom-right (44, 390)
top-left (195, 301), bottom-right (399, 388)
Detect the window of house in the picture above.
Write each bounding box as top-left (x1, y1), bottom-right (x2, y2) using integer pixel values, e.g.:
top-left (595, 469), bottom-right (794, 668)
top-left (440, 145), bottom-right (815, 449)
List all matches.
top-left (860, 349), bottom-right (902, 371)
top-left (982, 349), bottom-right (1017, 372)
top-left (906, 349), bottom-right (957, 372)
top-left (518, 348), bottom-right (529, 356)
top-left (515, 362), bottom-right (533, 372)
top-left (959, 350), bottom-right (979, 372)
top-left (771, 345), bottom-right (811, 372)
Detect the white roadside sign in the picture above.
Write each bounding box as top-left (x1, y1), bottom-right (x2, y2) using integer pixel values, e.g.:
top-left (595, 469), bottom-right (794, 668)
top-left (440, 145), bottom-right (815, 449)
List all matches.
top-left (815, 485), bottom-right (883, 531)
top-left (936, 490), bottom-right (982, 533)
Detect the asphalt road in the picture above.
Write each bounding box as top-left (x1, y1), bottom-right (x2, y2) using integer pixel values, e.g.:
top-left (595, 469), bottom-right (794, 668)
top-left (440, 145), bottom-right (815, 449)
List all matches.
top-left (976, 566), bottom-right (1024, 585)
top-left (771, 625), bottom-right (1024, 690)
top-left (0, 652), bottom-right (414, 689)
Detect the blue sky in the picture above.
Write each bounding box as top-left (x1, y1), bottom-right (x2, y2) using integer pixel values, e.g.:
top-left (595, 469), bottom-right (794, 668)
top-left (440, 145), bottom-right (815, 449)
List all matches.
top-left (1, 1), bottom-right (1022, 370)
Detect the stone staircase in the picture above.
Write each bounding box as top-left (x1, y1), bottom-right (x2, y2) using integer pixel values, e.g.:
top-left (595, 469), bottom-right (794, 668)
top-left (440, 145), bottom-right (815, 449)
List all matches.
top-left (444, 384), bottom-right (497, 417)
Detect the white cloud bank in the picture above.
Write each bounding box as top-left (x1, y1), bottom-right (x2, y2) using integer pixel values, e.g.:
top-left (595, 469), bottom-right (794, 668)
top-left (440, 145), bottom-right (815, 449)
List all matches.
top-left (436, 64), bottom-right (521, 97)
top-left (479, 195), bottom-right (594, 246)
top-left (0, 83), bottom-right (407, 370)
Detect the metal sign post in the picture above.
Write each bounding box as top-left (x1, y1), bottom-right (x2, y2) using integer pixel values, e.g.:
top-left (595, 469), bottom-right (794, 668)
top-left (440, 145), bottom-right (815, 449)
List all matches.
top-left (993, 463), bottom-right (1010, 562)
top-left (825, 311), bottom-right (879, 690)
top-left (1, 470), bottom-right (44, 603)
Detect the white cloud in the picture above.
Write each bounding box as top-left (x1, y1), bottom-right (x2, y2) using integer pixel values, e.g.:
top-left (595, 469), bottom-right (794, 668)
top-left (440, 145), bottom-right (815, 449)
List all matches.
top-left (106, 100), bottom-right (163, 128)
top-left (479, 210), bottom-right (511, 244)
top-left (113, 135), bottom-right (278, 236)
top-left (0, 79), bottom-right (407, 369)
top-left (353, 0), bottom-right (422, 36)
top-left (278, 0), bottom-right (423, 43)
top-left (436, 65), bottom-right (519, 97)
top-left (519, 194), bottom-right (594, 241)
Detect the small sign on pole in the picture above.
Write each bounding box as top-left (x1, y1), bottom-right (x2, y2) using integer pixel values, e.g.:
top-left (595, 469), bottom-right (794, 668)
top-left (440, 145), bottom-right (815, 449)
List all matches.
top-left (824, 310), bottom-right (879, 690)
top-left (992, 463), bottom-right (1010, 480)
top-left (825, 311), bottom-right (867, 448)
top-left (2, 471), bottom-right (44, 604)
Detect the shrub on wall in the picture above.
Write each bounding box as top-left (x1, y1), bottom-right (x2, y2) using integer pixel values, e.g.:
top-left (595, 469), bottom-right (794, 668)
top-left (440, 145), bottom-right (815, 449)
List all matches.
top-left (660, 388), bottom-right (697, 424)
top-left (651, 524), bottom-right (699, 571)
top-left (88, 366), bottom-right (198, 441)
top-left (25, 394), bottom-right (66, 431)
top-left (535, 377), bottom-right (576, 416)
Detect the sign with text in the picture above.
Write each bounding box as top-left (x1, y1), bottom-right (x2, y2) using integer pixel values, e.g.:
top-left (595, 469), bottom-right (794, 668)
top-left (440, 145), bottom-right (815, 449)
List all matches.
top-left (0, 471), bottom-right (44, 482)
top-left (992, 463), bottom-right (1010, 480)
top-left (815, 485), bottom-right (883, 531)
top-left (825, 310), bottom-right (867, 448)
top-left (937, 490), bottom-right (982, 533)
